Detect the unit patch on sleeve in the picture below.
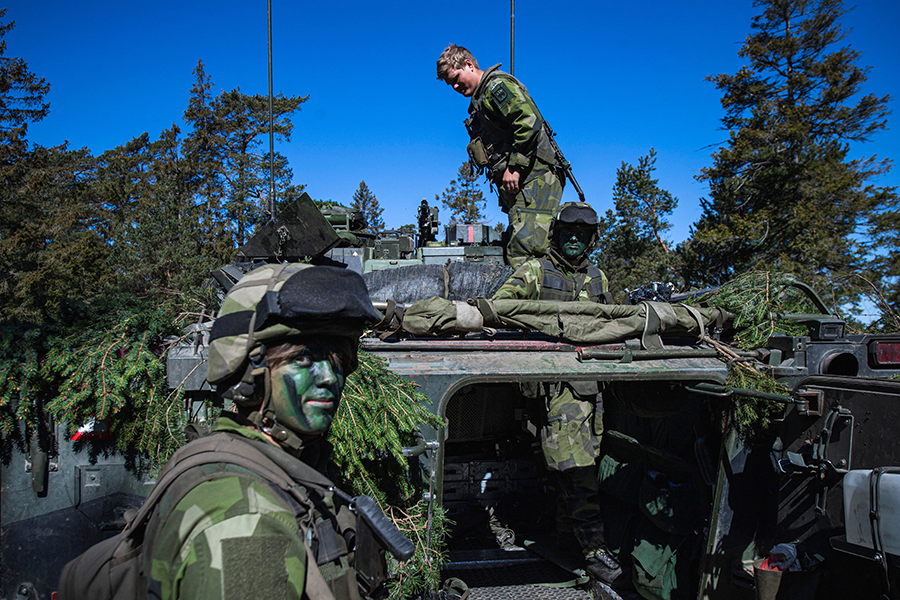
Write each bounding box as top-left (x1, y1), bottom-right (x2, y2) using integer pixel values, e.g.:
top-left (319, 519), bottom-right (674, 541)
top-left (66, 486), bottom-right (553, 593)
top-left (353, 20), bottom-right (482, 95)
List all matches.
top-left (489, 80), bottom-right (512, 110)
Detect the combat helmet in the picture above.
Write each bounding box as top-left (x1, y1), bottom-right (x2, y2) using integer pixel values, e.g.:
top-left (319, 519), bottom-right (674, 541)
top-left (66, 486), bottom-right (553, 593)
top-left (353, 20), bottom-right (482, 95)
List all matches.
top-left (207, 263), bottom-right (381, 447)
top-left (551, 201), bottom-right (600, 257)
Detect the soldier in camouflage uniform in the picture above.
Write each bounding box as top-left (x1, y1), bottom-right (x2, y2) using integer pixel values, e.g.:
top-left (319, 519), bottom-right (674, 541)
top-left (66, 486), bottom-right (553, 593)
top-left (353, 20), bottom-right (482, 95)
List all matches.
top-left (437, 43), bottom-right (564, 269)
top-left (493, 203), bottom-right (625, 587)
top-left (492, 202), bottom-right (610, 303)
top-left (147, 263), bottom-right (382, 600)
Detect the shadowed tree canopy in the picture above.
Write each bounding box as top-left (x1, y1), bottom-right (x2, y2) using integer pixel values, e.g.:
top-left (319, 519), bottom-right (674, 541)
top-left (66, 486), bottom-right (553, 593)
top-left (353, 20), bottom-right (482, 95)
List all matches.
top-left (436, 160), bottom-right (486, 224)
top-left (0, 51), bottom-right (310, 322)
top-left (681, 0), bottom-right (896, 309)
top-left (0, 9), bottom-right (49, 159)
top-left (351, 180), bottom-right (385, 233)
top-left (595, 149), bottom-right (680, 300)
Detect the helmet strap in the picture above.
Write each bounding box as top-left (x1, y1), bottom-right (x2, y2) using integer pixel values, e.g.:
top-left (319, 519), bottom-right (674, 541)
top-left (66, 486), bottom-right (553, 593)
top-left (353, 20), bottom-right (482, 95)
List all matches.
top-left (223, 344), bottom-right (269, 405)
top-left (246, 409), bottom-right (306, 452)
top-left (246, 349), bottom-right (306, 453)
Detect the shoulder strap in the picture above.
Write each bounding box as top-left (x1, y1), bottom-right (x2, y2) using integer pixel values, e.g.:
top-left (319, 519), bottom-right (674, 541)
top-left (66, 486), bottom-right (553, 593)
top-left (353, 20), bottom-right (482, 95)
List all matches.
top-left (583, 266), bottom-right (609, 302)
top-left (131, 432), bottom-right (357, 600)
top-left (127, 433), bottom-right (335, 543)
top-left (304, 539), bottom-right (338, 600)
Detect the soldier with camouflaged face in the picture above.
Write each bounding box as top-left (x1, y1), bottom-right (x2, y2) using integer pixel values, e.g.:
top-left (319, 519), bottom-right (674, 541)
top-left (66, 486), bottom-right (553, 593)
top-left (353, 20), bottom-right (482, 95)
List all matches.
top-left (147, 264), bottom-right (383, 600)
top-left (437, 43), bottom-right (564, 269)
top-left (493, 203), bottom-right (626, 588)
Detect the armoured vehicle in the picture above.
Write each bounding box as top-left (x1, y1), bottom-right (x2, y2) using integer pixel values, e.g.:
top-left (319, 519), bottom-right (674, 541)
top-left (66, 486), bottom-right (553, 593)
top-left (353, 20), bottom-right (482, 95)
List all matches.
top-left (3, 194), bottom-right (900, 600)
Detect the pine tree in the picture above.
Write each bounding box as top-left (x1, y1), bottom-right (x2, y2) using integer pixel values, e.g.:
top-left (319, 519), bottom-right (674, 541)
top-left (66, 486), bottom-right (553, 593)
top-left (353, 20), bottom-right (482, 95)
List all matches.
top-left (216, 89), bottom-right (308, 246)
top-left (595, 149), bottom-right (680, 299)
top-left (351, 180), bottom-right (385, 233)
top-left (0, 12), bottom-right (110, 322)
top-left (101, 127), bottom-right (216, 296)
top-left (1, 145), bottom-right (109, 322)
top-left (0, 10), bottom-right (49, 160)
top-left (182, 61), bottom-right (230, 264)
top-left (682, 0), bottom-right (895, 303)
top-left (436, 161), bottom-right (486, 223)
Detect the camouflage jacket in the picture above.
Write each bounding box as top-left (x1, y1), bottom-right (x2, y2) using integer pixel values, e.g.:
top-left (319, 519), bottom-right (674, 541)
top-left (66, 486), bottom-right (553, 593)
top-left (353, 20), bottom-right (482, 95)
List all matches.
top-left (494, 252), bottom-right (608, 470)
top-left (492, 249), bottom-right (609, 302)
top-left (465, 64), bottom-right (557, 183)
top-left (146, 416), bottom-right (358, 600)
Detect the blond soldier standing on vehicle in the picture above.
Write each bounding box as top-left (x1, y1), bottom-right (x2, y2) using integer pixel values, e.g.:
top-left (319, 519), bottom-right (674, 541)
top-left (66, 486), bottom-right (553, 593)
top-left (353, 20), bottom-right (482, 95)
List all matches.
top-left (437, 43), bottom-right (564, 268)
top-left (493, 203), bottom-right (626, 589)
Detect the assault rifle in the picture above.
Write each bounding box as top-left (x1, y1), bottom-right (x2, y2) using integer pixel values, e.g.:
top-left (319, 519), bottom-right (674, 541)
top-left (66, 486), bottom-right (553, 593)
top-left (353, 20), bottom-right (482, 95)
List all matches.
top-left (330, 486), bottom-right (416, 596)
top-left (544, 121), bottom-right (586, 203)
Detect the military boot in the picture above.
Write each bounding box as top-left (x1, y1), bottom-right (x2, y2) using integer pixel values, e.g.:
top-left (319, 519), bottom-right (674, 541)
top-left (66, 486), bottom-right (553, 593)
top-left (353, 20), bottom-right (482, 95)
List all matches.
top-left (585, 548), bottom-right (626, 588)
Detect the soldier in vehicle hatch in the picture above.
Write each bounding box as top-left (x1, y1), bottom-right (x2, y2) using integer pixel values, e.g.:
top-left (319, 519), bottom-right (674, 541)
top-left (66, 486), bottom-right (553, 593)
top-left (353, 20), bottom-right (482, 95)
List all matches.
top-left (492, 202), bottom-right (625, 588)
top-left (436, 43), bottom-right (564, 269)
top-left (59, 264), bottom-right (402, 600)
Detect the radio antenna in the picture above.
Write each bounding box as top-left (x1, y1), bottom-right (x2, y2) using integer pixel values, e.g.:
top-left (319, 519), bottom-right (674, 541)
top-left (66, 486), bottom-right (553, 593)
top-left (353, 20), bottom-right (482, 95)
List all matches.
top-left (266, 0), bottom-right (276, 221)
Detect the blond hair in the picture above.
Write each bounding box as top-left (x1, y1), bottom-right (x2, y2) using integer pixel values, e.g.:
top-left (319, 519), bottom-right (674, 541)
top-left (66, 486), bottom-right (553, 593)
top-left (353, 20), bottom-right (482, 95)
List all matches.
top-left (436, 43), bottom-right (478, 81)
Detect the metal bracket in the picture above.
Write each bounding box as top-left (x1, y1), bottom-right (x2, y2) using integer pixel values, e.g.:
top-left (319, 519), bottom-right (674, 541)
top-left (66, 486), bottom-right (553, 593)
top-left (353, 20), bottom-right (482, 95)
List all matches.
top-left (795, 388), bottom-right (825, 417)
top-left (810, 405), bottom-right (854, 515)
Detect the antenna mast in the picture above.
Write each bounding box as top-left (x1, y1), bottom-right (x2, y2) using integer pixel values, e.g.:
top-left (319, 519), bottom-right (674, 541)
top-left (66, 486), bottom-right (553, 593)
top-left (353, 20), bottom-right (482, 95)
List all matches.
top-left (510, 0), bottom-right (515, 76)
top-left (266, 0), bottom-right (276, 220)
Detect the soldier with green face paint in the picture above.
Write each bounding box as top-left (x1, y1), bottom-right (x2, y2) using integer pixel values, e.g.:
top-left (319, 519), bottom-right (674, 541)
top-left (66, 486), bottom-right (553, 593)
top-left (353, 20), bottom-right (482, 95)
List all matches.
top-left (437, 43), bottom-right (564, 268)
top-left (57, 263), bottom-right (417, 600)
top-left (492, 203), bottom-right (625, 588)
top-left (267, 338), bottom-right (346, 436)
top-left (493, 202), bottom-right (610, 303)
top-left (147, 264), bottom-right (384, 600)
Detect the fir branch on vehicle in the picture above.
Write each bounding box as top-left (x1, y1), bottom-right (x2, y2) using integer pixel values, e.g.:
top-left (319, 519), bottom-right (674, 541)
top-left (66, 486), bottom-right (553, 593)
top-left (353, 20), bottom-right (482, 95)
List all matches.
top-left (0, 326), bottom-right (46, 439)
top-left (330, 350), bottom-right (442, 503)
top-left (683, 271), bottom-right (815, 435)
top-left (386, 502), bottom-right (449, 599)
top-left (693, 271), bottom-right (816, 349)
top-left (328, 348), bottom-right (446, 598)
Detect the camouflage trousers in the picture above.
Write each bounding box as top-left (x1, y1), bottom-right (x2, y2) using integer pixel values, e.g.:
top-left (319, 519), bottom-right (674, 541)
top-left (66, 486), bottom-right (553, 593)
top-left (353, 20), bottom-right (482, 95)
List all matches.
top-left (540, 386), bottom-right (603, 471)
top-left (541, 386), bottom-right (607, 557)
top-left (500, 166), bottom-right (563, 269)
top-left (556, 465), bottom-right (607, 557)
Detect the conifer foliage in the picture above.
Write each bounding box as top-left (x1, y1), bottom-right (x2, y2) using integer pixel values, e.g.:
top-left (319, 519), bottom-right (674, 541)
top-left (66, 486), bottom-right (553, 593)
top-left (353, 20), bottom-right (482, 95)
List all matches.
top-left (351, 180), bottom-right (385, 233)
top-left (682, 0), bottom-right (895, 302)
top-left (0, 9), bottom-right (49, 156)
top-left (437, 160), bottom-right (487, 223)
top-left (329, 351), bottom-right (447, 596)
top-left (596, 149), bottom-right (680, 299)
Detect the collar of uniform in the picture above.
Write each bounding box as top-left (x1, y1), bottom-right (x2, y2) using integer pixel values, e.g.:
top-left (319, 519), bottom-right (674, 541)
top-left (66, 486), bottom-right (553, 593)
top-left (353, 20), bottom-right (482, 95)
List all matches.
top-left (214, 411), bottom-right (333, 468)
top-left (549, 247), bottom-right (591, 273)
top-left (469, 63), bottom-right (504, 111)
top-left (213, 413), bottom-right (274, 445)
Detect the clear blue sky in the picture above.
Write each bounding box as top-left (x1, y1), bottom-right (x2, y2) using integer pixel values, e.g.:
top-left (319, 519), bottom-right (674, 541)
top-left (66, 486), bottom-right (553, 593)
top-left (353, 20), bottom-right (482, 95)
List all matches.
top-left (6, 1), bottom-right (898, 243)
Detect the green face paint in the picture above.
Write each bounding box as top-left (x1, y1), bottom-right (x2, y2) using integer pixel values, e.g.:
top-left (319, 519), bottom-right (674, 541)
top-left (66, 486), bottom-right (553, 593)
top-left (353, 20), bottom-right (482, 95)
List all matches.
top-left (558, 227), bottom-right (592, 260)
top-left (268, 343), bottom-right (345, 435)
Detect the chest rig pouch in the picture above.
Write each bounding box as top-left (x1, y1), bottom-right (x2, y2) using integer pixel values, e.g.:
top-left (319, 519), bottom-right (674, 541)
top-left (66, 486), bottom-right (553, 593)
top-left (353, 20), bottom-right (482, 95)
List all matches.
top-left (465, 113), bottom-right (513, 185)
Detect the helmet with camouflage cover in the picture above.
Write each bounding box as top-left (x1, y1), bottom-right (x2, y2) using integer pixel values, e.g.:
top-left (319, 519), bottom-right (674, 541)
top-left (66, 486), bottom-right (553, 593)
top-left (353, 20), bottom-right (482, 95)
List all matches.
top-left (207, 263), bottom-right (381, 447)
top-left (550, 202), bottom-right (599, 259)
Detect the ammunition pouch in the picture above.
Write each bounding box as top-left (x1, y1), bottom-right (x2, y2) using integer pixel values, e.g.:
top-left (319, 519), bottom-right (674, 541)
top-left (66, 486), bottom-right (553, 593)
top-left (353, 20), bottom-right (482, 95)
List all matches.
top-left (465, 103), bottom-right (513, 187)
top-left (466, 137), bottom-right (510, 187)
top-left (466, 137), bottom-right (490, 168)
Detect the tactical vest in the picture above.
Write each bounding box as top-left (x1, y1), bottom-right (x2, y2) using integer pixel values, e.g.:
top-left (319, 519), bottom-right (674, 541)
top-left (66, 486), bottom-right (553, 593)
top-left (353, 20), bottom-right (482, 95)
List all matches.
top-left (539, 258), bottom-right (609, 303)
top-left (464, 65), bottom-right (557, 184)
